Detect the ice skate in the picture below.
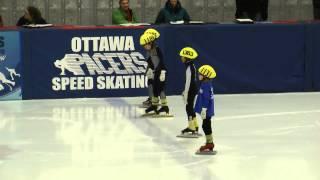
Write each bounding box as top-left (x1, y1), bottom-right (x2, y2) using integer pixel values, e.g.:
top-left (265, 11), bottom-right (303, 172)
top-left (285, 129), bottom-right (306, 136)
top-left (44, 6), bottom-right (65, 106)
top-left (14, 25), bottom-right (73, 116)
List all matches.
top-left (157, 106), bottom-right (169, 114)
top-left (141, 105), bottom-right (158, 117)
top-left (176, 127), bottom-right (199, 138)
top-left (140, 98), bottom-right (152, 108)
top-left (195, 143), bottom-right (217, 155)
top-left (153, 106), bottom-right (174, 118)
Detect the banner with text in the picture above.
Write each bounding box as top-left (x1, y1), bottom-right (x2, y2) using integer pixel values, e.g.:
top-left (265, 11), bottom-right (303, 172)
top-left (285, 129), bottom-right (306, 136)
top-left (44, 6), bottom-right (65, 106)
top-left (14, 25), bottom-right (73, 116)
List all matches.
top-left (22, 28), bottom-right (153, 99)
top-left (0, 31), bottom-right (22, 100)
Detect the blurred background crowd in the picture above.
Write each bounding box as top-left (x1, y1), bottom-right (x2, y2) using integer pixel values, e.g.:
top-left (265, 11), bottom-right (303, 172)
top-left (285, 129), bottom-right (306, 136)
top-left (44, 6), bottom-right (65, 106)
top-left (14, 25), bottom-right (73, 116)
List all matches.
top-left (0, 0), bottom-right (319, 26)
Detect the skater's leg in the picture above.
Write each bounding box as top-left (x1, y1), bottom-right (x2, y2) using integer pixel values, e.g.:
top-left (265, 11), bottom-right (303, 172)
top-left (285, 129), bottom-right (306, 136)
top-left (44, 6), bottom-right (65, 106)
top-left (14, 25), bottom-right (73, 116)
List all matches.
top-left (185, 102), bottom-right (196, 131)
top-left (158, 94), bottom-right (169, 114)
top-left (193, 117), bottom-right (199, 132)
top-left (147, 79), bottom-right (154, 100)
top-left (187, 92), bottom-right (199, 131)
top-left (146, 72), bottom-right (161, 114)
top-left (202, 117), bottom-right (213, 143)
top-left (197, 117), bottom-right (214, 152)
top-left (143, 79), bottom-right (153, 106)
top-left (145, 96), bottom-right (159, 114)
top-left (157, 81), bottom-right (169, 114)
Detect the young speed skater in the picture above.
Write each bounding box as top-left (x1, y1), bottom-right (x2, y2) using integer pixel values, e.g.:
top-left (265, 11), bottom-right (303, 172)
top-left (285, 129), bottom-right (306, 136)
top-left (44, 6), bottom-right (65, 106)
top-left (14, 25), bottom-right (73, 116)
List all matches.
top-left (176, 47), bottom-right (201, 138)
top-left (142, 28), bottom-right (160, 108)
top-left (140, 30), bottom-right (171, 116)
top-left (194, 65), bottom-right (217, 155)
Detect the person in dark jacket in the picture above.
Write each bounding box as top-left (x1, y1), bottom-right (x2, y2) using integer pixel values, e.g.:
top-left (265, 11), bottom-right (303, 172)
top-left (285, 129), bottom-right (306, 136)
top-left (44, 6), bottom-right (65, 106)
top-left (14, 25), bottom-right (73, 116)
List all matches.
top-left (0, 15), bottom-right (3, 27)
top-left (235, 0), bottom-right (268, 21)
top-left (155, 0), bottom-right (190, 24)
top-left (314, 0), bottom-right (320, 20)
top-left (140, 32), bottom-right (170, 115)
top-left (177, 47), bottom-right (201, 138)
top-left (16, 6), bottom-right (47, 26)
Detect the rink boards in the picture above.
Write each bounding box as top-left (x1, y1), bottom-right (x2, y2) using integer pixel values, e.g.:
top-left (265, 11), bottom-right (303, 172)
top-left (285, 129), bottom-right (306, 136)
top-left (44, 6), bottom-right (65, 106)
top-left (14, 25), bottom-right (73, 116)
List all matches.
top-left (1, 23), bottom-right (320, 100)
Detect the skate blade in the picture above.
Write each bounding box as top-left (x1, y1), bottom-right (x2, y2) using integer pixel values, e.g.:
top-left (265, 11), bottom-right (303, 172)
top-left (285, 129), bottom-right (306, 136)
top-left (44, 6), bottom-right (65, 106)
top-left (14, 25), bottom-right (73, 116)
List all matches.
top-left (138, 104), bottom-right (160, 108)
top-left (195, 150), bottom-right (217, 155)
top-left (152, 114), bottom-right (174, 118)
top-left (141, 112), bottom-right (157, 117)
top-left (138, 105), bottom-right (149, 108)
top-left (176, 134), bottom-right (199, 138)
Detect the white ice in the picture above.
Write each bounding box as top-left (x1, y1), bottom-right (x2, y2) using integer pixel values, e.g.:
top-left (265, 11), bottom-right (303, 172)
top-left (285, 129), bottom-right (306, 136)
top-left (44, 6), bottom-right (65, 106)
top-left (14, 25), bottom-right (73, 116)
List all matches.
top-left (0, 92), bottom-right (320, 180)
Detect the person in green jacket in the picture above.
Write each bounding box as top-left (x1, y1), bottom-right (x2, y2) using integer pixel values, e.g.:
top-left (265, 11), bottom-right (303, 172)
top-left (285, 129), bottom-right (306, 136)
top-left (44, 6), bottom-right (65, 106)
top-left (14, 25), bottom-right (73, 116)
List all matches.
top-left (112, 0), bottom-right (138, 25)
top-left (155, 0), bottom-right (190, 24)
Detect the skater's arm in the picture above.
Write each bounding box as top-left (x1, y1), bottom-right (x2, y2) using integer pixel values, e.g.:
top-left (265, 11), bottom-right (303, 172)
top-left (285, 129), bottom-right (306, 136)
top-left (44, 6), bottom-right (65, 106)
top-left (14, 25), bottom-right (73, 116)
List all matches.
top-left (201, 84), bottom-right (213, 109)
top-left (184, 67), bottom-right (191, 95)
top-left (156, 47), bottom-right (166, 70)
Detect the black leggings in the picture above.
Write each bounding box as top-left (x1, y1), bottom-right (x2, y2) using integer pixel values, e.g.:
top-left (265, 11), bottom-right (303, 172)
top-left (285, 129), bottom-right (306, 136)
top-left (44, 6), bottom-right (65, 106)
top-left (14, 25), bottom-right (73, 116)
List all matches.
top-left (202, 118), bottom-right (212, 135)
top-left (153, 72), bottom-right (166, 98)
top-left (185, 92), bottom-right (196, 118)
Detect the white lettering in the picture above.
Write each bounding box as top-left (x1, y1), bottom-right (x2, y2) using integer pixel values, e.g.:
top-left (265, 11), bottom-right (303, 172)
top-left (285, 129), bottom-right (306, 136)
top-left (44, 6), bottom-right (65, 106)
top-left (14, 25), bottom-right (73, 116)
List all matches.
top-left (115, 76), bottom-right (124, 89)
top-left (106, 76), bottom-right (115, 89)
top-left (0, 55), bottom-right (6, 61)
top-left (51, 77), bottom-right (94, 91)
top-left (82, 37), bottom-right (91, 52)
top-left (109, 36), bottom-right (125, 51)
top-left (99, 37), bottom-right (109, 51)
top-left (70, 36), bottom-right (135, 52)
top-left (52, 77), bottom-right (61, 91)
top-left (71, 37), bottom-right (82, 52)
top-left (96, 75), bottom-right (146, 89)
top-left (136, 75), bottom-right (145, 88)
top-left (124, 36), bottom-right (135, 51)
top-left (97, 76), bottom-right (106, 89)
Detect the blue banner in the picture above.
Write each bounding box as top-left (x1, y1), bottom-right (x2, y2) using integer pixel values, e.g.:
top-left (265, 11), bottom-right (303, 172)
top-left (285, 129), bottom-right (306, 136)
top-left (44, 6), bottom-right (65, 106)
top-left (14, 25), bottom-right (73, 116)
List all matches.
top-left (21, 24), bottom-right (318, 100)
top-left (162, 24), bottom-right (306, 94)
top-left (0, 31), bottom-right (22, 100)
top-left (306, 23), bottom-right (320, 91)
top-left (22, 27), bottom-right (156, 99)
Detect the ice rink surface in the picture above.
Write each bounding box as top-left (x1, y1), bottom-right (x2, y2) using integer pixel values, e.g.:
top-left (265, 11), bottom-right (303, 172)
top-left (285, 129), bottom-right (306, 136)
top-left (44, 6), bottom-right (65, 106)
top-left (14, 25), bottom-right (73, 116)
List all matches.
top-left (0, 93), bottom-right (320, 180)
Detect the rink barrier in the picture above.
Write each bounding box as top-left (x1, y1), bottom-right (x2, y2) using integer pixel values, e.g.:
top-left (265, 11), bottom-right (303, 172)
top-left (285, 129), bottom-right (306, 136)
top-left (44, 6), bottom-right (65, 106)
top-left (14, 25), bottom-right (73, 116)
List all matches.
top-left (0, 30), bottom-right (22, 100)
top-left (0, 23), bottom-right (320, 100)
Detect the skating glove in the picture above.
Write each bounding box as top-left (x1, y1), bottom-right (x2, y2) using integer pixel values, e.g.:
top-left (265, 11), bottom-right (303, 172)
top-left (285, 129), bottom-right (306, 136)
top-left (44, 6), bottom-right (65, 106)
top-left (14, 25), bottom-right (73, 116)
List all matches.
top-left (159, 70), bottom-right (166, 82)
top-left (201, 108), bottom-right (207, 119)
top-left (146, 68), bottom-right (154, 79)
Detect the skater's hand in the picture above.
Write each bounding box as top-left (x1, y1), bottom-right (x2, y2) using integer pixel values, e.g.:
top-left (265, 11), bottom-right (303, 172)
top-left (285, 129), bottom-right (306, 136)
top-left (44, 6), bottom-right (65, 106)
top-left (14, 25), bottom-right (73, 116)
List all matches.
top-left (160, 70), bottom-right (166, 82)
top-left (201, 108), bottom-right (207, 119)
top-left (146, 68), bottom-right (154, 79)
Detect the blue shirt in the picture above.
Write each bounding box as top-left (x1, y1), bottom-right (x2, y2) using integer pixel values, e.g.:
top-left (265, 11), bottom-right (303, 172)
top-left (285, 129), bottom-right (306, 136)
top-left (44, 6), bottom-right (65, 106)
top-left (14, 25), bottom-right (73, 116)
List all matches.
top-left (194, 81), bottom-right (215, 118)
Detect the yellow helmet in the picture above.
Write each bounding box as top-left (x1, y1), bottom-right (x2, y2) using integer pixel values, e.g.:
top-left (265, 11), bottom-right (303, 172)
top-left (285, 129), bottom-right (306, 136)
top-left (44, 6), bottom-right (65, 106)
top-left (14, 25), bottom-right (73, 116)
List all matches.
top-left (140, 33), bottom-right (156, 46)
top-left (144, 28), bottom-right (160, 39)
top-left (198, 65), bottom-right (216, 79)
top-left (179, 47), bottom-right (198, 59)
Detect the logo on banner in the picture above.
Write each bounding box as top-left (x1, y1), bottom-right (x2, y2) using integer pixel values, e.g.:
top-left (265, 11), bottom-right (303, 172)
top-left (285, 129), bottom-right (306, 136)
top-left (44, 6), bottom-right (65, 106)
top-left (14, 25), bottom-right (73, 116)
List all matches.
top-left (52, 36), bottom-right (148, 91)
top-left (0, 35), bottom-right (20, 94)
top-left (0, 36), bottom-right (6, 61)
